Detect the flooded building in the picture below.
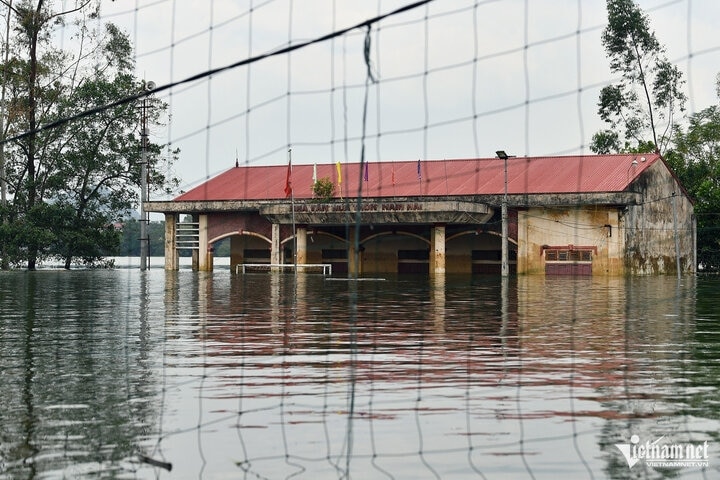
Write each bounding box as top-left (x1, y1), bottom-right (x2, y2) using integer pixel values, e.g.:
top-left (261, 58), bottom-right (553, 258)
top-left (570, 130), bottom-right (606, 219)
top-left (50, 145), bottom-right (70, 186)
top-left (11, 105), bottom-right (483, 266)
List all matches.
top-left (145, 154), bottom-right (696, 276)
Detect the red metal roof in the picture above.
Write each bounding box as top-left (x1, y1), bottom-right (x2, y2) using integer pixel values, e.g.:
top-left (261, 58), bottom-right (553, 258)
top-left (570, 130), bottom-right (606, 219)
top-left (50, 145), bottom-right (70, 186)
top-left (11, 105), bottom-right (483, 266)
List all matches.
top-left (174, 154), bottom-right (660, 201)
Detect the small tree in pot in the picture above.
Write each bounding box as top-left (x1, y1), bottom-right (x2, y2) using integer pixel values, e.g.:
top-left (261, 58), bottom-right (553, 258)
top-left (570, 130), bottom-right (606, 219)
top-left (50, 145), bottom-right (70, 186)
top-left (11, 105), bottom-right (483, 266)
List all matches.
top-left (312, 177), bottom-right (336, 201)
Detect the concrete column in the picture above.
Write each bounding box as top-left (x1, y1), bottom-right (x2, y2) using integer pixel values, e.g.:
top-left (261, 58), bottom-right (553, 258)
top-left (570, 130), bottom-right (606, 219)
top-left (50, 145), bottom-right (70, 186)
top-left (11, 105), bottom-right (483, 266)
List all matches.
top-left (191, 214), bottom-right (199, 271)
top-left (198, 214), bottom-right (211, 271)
top-left (230, 234), bottom-right (244, 271)
top-left (430, 224), bottom-right (446, 276)
top-left (271, 223), bottom-right (281, 265)
top-left (347, 225), bottom-right (358, 276)
top-left (516, 210), bottom-right (527, 274)
top-left (164, 213), bottom-right (179, 271)
top-left (296, 226), bottom-right (307, 265)
top-left (206, 246), bottom-right (214, 272)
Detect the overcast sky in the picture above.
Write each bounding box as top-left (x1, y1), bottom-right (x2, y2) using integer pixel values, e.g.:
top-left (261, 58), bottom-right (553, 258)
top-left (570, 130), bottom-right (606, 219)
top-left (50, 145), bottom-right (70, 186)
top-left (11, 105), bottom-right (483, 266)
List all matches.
top-left (96, 0), bottom-right (720, 194)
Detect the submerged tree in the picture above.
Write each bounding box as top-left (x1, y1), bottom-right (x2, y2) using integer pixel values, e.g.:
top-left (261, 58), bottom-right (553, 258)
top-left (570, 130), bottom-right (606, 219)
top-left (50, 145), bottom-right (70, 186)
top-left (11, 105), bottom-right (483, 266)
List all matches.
top-left (590, 0), bottom-right (686, 154)
top-left (0, 0), bottom-right (179, 269)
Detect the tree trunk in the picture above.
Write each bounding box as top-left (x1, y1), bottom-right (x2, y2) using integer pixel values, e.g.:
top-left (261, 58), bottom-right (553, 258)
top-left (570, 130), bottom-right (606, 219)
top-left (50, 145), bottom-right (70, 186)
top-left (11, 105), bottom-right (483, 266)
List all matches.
top-left (25, 1), bottom-right (44, 270)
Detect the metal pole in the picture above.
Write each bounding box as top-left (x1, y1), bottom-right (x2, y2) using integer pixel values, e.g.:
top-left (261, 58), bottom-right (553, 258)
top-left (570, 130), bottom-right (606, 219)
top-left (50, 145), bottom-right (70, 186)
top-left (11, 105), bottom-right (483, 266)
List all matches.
top-left (501, 155), bottom-right (509, 277)
top-left (140, 97), bottom-right (148, 271)
top-left (289, 148), bottom-right (296, 273)
top-left (496, 150), bottom-right (512, 277)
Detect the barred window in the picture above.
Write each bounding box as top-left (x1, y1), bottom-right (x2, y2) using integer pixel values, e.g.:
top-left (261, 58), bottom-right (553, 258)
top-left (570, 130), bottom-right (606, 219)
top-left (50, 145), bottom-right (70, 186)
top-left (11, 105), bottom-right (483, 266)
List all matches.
top-left (545, 248), bottom-right (592, 262)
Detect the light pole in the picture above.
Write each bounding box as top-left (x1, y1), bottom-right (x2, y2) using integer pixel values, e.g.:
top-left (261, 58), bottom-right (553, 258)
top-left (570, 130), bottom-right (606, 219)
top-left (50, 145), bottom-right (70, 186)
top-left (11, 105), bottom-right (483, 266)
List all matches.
top-left (496, 150), bottom-right (512, 277)
top-left (139, 80), bottom-right (155, 271)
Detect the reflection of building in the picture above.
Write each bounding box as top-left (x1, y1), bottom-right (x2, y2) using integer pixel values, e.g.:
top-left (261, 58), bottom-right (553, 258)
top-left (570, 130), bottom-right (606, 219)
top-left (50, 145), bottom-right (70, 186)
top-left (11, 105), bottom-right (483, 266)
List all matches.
top-left (146, 154), bottom-right (695, 275)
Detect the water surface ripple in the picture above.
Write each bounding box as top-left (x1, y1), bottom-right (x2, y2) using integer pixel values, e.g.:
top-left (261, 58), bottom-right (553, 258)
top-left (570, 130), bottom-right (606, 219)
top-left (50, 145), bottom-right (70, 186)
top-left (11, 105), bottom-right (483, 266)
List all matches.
top-left (0, 270), bottom-right (718, 479)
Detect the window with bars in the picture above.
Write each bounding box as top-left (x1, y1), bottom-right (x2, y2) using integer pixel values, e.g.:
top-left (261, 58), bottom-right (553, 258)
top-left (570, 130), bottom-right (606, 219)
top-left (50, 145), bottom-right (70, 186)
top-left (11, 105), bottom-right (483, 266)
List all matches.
top-left (545, 249), bottom-right (592, 262)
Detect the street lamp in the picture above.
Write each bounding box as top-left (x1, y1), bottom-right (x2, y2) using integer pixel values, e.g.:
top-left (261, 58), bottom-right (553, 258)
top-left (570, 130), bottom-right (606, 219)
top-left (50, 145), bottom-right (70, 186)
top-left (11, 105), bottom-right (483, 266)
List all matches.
top-left (495, 150), bottom-right (512, 277)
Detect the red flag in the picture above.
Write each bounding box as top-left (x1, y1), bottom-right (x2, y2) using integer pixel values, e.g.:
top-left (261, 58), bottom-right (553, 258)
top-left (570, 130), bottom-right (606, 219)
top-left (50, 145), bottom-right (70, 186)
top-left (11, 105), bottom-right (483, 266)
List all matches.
top-left (284, 162), bottom-right (292, 197)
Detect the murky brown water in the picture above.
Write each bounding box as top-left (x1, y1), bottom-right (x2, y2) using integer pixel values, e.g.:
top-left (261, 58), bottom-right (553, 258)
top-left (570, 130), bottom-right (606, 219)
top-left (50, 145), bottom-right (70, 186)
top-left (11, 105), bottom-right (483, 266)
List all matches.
top-left (0, 269), bottom-right (718, 479)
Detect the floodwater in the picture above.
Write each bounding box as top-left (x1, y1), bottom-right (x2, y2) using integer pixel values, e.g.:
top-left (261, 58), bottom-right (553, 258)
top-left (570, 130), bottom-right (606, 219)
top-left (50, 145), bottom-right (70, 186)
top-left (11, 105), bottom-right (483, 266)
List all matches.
top-left (0, 266), bottom-right (718, 480)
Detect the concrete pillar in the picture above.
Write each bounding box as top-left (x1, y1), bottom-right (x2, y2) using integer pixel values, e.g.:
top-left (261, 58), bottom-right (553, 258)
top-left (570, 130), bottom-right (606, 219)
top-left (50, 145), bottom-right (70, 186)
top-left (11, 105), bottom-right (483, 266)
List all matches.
top-left (430, 224), bottom-right (446, 276)
top-left (516, 210), bottom-right (527, 274)
top-left (198, 214), bottom-right (211, 271)
top-left (296, 226), bottom-right (307, 264)
top-left (230, 234), bottom-right (244, 271)
top-left (191, 214), bottom-right (199, 271)
top-left (347, 225), bottom-right (358, 276)
top-left (271, 223), bottom-right (281, 265)
top-left (164, 213), bottom-right (179, 271)
top-left (206, 246), bottom-right (214, 272)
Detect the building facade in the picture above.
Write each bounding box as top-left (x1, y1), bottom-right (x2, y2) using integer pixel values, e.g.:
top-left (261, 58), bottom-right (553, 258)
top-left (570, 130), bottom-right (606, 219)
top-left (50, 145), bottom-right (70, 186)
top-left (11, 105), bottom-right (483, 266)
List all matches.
top-left (146, 154), bottom-right (696, 276)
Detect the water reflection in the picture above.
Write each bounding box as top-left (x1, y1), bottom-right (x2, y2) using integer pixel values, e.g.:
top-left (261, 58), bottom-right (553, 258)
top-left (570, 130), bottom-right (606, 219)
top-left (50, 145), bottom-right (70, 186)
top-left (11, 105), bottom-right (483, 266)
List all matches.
top-left (0, 271), bottom-right (718, 479)
top-left (0, 271), bottom-right (166, 478)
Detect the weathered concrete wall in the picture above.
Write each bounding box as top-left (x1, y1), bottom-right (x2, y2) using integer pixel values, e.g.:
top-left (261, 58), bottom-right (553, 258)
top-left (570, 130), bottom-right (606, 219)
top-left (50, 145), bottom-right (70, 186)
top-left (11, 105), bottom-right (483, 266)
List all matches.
top-left (622, 160), bottom-right (695, 275)
top-left (446, 232), bottom-right (504, 274)
top-left (517, 206), bottom-right (624, 275)
top-left (207, 212), bottom-right (291, 243)
top-left (362, 233), bottom-right (428, 273)
top-left (229, 234), bottom-right (270, 267)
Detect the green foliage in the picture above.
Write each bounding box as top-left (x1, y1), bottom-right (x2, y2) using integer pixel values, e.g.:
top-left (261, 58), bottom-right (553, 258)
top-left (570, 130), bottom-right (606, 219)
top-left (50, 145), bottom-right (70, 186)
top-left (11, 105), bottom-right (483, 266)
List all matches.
top-left (666, 103), bottom-right (720, 270)
top-left (117, 219), bottom-right (166, 257)
top-left (312, 177), bottom-right (336, 201)
top-left (0, 3), bottom-right (180, 269)
top-left (590, 130), bottom-right (620, 155)
top-left (590, 0), bottom-right (686, 154)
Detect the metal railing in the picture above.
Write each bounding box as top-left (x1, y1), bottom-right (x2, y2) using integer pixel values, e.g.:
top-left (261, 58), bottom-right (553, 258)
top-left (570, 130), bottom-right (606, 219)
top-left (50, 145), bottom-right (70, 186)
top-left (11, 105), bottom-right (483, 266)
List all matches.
top-left (176, 222), bottom-right (200, 250)
top-left (236, 263), bottom-right (332, 275)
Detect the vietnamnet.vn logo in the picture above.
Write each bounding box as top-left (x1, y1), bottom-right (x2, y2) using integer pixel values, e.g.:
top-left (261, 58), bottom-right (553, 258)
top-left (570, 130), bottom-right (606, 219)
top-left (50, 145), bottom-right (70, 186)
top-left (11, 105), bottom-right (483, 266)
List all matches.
top-left (615, 435), bottom-right (710, 469)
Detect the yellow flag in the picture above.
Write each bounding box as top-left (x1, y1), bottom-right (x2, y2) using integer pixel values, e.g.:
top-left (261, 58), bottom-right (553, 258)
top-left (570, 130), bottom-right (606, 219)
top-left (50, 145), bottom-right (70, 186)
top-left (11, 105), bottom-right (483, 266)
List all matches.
top-left (336, 161), bottom-right (342, 184)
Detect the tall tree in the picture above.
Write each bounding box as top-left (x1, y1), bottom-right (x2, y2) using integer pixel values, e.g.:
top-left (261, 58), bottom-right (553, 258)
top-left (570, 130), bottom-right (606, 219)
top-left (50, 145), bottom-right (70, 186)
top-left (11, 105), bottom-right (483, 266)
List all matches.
top-left (0, 1), bottom-right (178, 269)
top-left (45, 24), bottom-right (178, 268)
top-left (1, 0), bottom-right (91, 268)
top-left (590, 0), bottom-right (686, 154)
top-left (665, 75), bottom-right (720, 270)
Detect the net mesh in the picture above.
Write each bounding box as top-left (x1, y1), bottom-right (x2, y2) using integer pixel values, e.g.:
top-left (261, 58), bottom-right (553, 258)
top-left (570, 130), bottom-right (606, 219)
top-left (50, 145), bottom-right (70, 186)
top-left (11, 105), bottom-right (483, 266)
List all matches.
top-left (103, 1), bottom-right (717, 478)
top-left (2, 0), bottom-right (718, 478)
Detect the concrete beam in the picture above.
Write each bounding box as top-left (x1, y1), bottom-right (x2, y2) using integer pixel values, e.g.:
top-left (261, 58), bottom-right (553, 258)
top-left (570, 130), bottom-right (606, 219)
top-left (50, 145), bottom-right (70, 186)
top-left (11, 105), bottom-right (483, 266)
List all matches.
top-left (144, 193), bottom-right (642, 216)
top-left (261, 200), bottom-right (494, 225)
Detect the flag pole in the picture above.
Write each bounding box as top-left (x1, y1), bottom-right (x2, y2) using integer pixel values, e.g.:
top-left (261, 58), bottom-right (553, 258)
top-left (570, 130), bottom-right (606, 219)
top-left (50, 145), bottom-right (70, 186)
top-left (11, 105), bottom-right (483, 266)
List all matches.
top-left (417, 158), bottom-right (422, 194)
top-left (288, 148), bottom-right (296, 274)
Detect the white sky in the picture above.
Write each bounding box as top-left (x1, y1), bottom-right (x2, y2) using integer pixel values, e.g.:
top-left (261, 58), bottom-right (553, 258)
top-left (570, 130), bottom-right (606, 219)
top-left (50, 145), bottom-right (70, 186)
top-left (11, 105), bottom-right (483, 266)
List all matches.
top-left (95, 0), bottom-right (720, 194)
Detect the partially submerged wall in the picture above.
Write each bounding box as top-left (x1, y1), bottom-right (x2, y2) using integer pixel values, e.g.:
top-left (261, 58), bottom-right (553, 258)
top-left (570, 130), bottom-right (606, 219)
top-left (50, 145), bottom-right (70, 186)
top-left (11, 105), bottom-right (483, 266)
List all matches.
top-left (517, 206), bottom-right (624, 275)
top-left (621, 160), bottom-right (695, 275)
